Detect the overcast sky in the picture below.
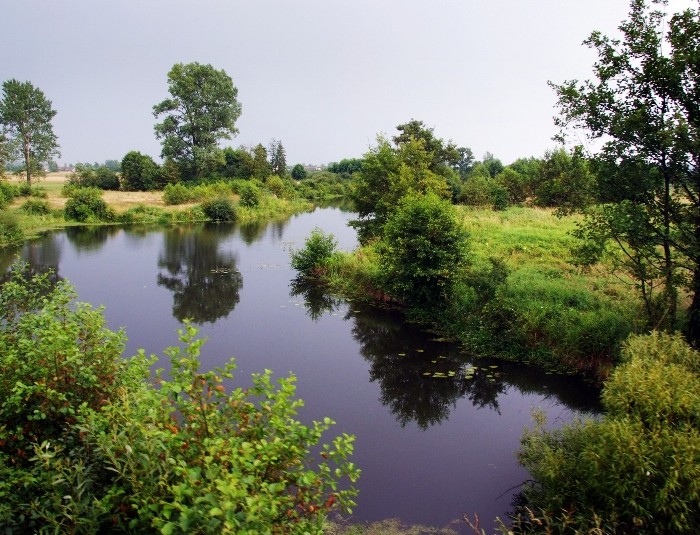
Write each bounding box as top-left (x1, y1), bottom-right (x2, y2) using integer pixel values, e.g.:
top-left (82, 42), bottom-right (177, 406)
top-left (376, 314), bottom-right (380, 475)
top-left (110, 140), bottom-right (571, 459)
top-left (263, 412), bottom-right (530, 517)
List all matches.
top-left (1, 0), bottom-right (696, 167)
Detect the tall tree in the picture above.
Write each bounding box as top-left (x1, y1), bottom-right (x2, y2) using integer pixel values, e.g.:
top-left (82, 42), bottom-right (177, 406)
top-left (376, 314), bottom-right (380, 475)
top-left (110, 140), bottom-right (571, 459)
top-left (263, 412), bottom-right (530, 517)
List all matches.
top-left (153, 63), bottom-right (241, 180)
top-left (552, 0), bottom-right (700, 339)
top-left (251, 143), bottom-right (271, 180)
top-left (0, 80), bottom-right (60, 186)
top-left (268, 138), bottom-right (287, 177)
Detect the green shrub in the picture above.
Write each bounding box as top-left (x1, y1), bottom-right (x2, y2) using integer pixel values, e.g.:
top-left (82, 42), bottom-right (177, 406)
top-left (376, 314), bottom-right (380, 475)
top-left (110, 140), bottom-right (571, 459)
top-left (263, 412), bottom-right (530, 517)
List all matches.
top-left (239, 181), bottom-right (261, 207)
top-left (20, 198), bottom-right (51, 215)
top-left (64, 187), bottom-right (112, 222)
top-left (378, 192), bottom-right (469, 307)
top-left (201, 196), bottom-right (237, 222)
top-left (266, 175), bottom-right (286, 197)
top-left (68, 164), bottom-right (120, 190)
top-left (291, 228), bottom-right (339, 276)
top-left (517, 332), bottom-right (700, 534)
top-left (0, 265), bottom-right (360, 533)
top-left (163, 182), bottom-right (195, 205)
top-left (0, 212), bottom-right (23, 244)
top-left (0, 180), bottom-right (20, 208)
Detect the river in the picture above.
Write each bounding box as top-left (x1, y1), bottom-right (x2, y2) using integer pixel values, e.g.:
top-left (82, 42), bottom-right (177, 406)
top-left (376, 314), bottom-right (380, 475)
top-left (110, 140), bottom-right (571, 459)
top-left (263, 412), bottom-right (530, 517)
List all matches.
top-left (0, 207), bottom-right (600, 532)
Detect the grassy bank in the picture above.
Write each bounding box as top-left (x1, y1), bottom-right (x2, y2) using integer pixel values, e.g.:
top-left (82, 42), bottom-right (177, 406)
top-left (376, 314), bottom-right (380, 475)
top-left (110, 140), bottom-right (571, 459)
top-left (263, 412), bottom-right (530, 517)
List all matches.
top-left (322, 206), bottom-right (640, 379)
top-left (0, 173), bottom-right (312, 246)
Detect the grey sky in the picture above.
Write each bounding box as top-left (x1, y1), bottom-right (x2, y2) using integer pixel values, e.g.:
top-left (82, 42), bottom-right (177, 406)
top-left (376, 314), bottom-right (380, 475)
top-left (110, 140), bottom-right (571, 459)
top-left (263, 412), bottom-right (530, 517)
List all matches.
top-left (1, 0), bottom-right (695, 167)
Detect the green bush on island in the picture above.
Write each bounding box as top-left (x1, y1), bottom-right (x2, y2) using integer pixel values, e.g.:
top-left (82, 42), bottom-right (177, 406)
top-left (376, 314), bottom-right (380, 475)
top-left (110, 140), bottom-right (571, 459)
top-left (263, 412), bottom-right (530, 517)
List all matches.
top-left (0, 262), bottom-right (359, 533)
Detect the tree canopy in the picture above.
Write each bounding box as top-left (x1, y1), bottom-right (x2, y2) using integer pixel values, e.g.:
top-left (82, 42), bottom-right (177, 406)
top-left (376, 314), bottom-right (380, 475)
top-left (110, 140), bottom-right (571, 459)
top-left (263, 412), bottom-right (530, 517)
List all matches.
top-left (153, 63), bottom-right (241, 180)
top-left (553, 0), bottom-right (700, 341)
top-left (0, 80), bottom-right (60, 185)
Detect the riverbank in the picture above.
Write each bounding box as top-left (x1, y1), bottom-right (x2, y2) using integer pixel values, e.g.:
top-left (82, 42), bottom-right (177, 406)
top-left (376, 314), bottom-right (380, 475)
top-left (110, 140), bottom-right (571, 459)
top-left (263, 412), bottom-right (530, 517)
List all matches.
top-left (0, 173), bottom-right (313, 246)
top-left (319, 205), bottom-right (641, 380)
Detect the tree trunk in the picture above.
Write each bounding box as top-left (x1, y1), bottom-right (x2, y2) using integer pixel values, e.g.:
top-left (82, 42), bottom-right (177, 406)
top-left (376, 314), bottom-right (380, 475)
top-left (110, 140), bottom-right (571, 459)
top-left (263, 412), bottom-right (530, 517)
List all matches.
top-left (23, 136), bottom-right (31, 186)
top-left (687, 265), bottom-right (700, 347)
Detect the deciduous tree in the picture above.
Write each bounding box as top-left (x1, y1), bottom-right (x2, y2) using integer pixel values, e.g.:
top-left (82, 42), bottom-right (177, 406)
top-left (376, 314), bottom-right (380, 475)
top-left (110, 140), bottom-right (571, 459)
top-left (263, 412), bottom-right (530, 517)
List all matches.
top-left (553, 0), bottom-right (700, 340)
top-left (153, 63), bottom-right (241, 180)
top-left (0, 80), bottom-right (60, 186)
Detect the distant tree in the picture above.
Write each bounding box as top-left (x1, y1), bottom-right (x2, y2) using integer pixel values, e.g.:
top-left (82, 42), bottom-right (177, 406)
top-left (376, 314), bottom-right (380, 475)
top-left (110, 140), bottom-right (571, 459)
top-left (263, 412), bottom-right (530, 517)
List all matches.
top-left (481, 152), bottom-right (504, 178)
top-left (0, 80), bottom-right (60, 185)
top-left (291, 163), bottom-right (307, 180)
top-left (68, 164), bottom-right (120, 190)
top-left (252, 143), bottom-right (271, 180)
top-left (153, 63), bottom-right (241, 180)
top-left (392, 119), bottom-right (460, 174)
top-left (535, 146), bottom-right (595, 211)
top-left (103, 159), bottom-right (121, 172)
top-left (47, 160), bottom-right (58, 173)
top-left (327, 158), bottom-right (363, 178)
top-left (453, 147), bottom-right (475, 179)
top-left (120, 151), bottom-right (160, 191)
top-left (268, 138), bottom-right (287, 177)
top-left (219, 147), bottom-right (254, 179)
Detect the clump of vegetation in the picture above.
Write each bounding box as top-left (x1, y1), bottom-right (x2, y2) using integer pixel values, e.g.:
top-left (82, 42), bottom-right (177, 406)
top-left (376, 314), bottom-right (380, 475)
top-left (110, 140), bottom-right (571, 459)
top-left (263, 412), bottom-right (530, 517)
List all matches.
top-left (0, 212), bottom-right (23, 245)
top-left (19, 198), bottom-right (51, 215)
top-left (201, 196), bottom-right (237, 222)
top-left (163, 182), bottom-right (196, 205)
top-left (238, 181), bottom-right (262, 207)
top-left (64, 187), bottom-right (113, 222)
top-left (0, 180), bottom-right (20, 208)
top-left (516, 331), bottom-right (700, 534)
top-left (67, 163), bottom-right (120, 190)
top-left (291, 228), bottom-right (339, 276)
top-left (0, 263), bottom-right (359, 533)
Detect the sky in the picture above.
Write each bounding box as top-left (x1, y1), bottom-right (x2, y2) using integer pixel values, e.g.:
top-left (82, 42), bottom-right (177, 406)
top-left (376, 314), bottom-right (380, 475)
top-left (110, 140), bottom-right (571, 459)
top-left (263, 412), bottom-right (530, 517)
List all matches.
top-left (1, 0), bottom-right (696, 167)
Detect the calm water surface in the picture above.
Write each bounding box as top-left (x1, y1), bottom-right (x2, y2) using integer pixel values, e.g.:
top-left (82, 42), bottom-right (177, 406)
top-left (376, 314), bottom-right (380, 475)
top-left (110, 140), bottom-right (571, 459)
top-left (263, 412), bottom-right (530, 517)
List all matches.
top-left (1, 207), bottom-right (600, 531)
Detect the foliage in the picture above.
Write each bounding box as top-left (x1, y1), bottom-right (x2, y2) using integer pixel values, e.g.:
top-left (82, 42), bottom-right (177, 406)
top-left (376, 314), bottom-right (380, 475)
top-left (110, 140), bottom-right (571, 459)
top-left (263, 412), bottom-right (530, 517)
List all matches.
top-left (0, 264), bottom-right (359, 533)
top-left (327, 158), bottom-right (363, 178)
top-left (201, 196), bottom-right (237, 222)
top-left (291, 163), bottom-right (307, 180)
top-left (252, 143), bottom-right (271, 180)
top-left (291, 228), bottom-right (339, 276)
top-left (64, 187), bottom-right (113, 222)
top-left (238, 181), bottom-right (262, 207)
top-left (67, 163), bottom-right (120, 190)
top-left (533, 146), bottom-right (595, 213)
top-left (120, 150), bottom-right (161, 191)
top-left (154, 62), bottom-right (241, 180)
top-left (19, 198), bottom-right (51, 215)
top-left (351, 127), bottom-right (454, 242)
top-left (517, 331), bottom-right (700, 534)
top-left (377, 192), bottom-right (468, 308)
top-left (0, 79), bottom-right (60, 185)
top-left (0, 212), bottom-right (23, 245)
top-left (268, 138), bottom-right (287, 177)
top-left (0, 179), bottom-right (19, 209)
top-left (163, 182), bottom-right (197, 205)
top-left (551, 0), bottom-right (700, 341)
top-left (265, 174), bottom-right (287, 197)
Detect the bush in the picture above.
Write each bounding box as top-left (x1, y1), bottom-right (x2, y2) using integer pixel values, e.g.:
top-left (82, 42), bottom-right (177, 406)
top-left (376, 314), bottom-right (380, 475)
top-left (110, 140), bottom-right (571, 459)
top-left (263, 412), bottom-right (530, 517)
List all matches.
top-left (517, 332), bottom-right (700, 534)
top-left (64, 187), bottom-right (112, 222)
top-left (163, 182), bottom-right (195, 205)
top-left (266, 175), bottom-right (286, 197)
top-left (0, 266), bottom-right (360, 533)
top-left (378, 192), bottom-right (469, 307)
top-left (20, 198), bottom-right (51, 215)
top-left (68, 165), bottom-right (120, 190)
top-left (201, 196), bottom-right (237, 222)
top-left (291, 228), bottom-right (338, 276)
top-left (238, 181), bottom-right (261, 207)
top-left (0, 181), bottom-right (19, 208)
top-left (0, 212), bottom-right (23, 244)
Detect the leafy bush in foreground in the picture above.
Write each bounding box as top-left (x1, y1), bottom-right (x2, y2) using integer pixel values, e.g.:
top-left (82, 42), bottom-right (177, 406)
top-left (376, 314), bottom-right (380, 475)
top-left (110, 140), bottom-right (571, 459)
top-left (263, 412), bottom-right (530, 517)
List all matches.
top-left (517, 331), bottom-right (700, 533)
top-left (0, 263), bottom-right (359, 533)
top-left (201, 196), bottom-right (237, 222)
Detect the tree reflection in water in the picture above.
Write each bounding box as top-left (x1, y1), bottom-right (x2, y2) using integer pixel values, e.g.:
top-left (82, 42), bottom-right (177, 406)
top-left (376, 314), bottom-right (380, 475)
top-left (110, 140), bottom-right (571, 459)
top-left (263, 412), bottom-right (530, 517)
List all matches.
top-left (158, 223), bottom-right (243, 324)
top-left (289, 278), bottom-right (508, 429)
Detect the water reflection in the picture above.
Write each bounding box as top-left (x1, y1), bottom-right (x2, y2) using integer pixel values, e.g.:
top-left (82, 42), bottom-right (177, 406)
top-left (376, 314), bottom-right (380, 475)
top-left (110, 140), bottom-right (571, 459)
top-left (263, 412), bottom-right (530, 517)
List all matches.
top-left (290, 277), bottom-right (344, 322)
top-left (65, 225), bottom-right (120, 251)
top-left (0, 236), bottom-right (63, 285)
top-left (157, 223), bottom-right (243, 324)
top-left (350, 306), bottom-right (506, 429)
